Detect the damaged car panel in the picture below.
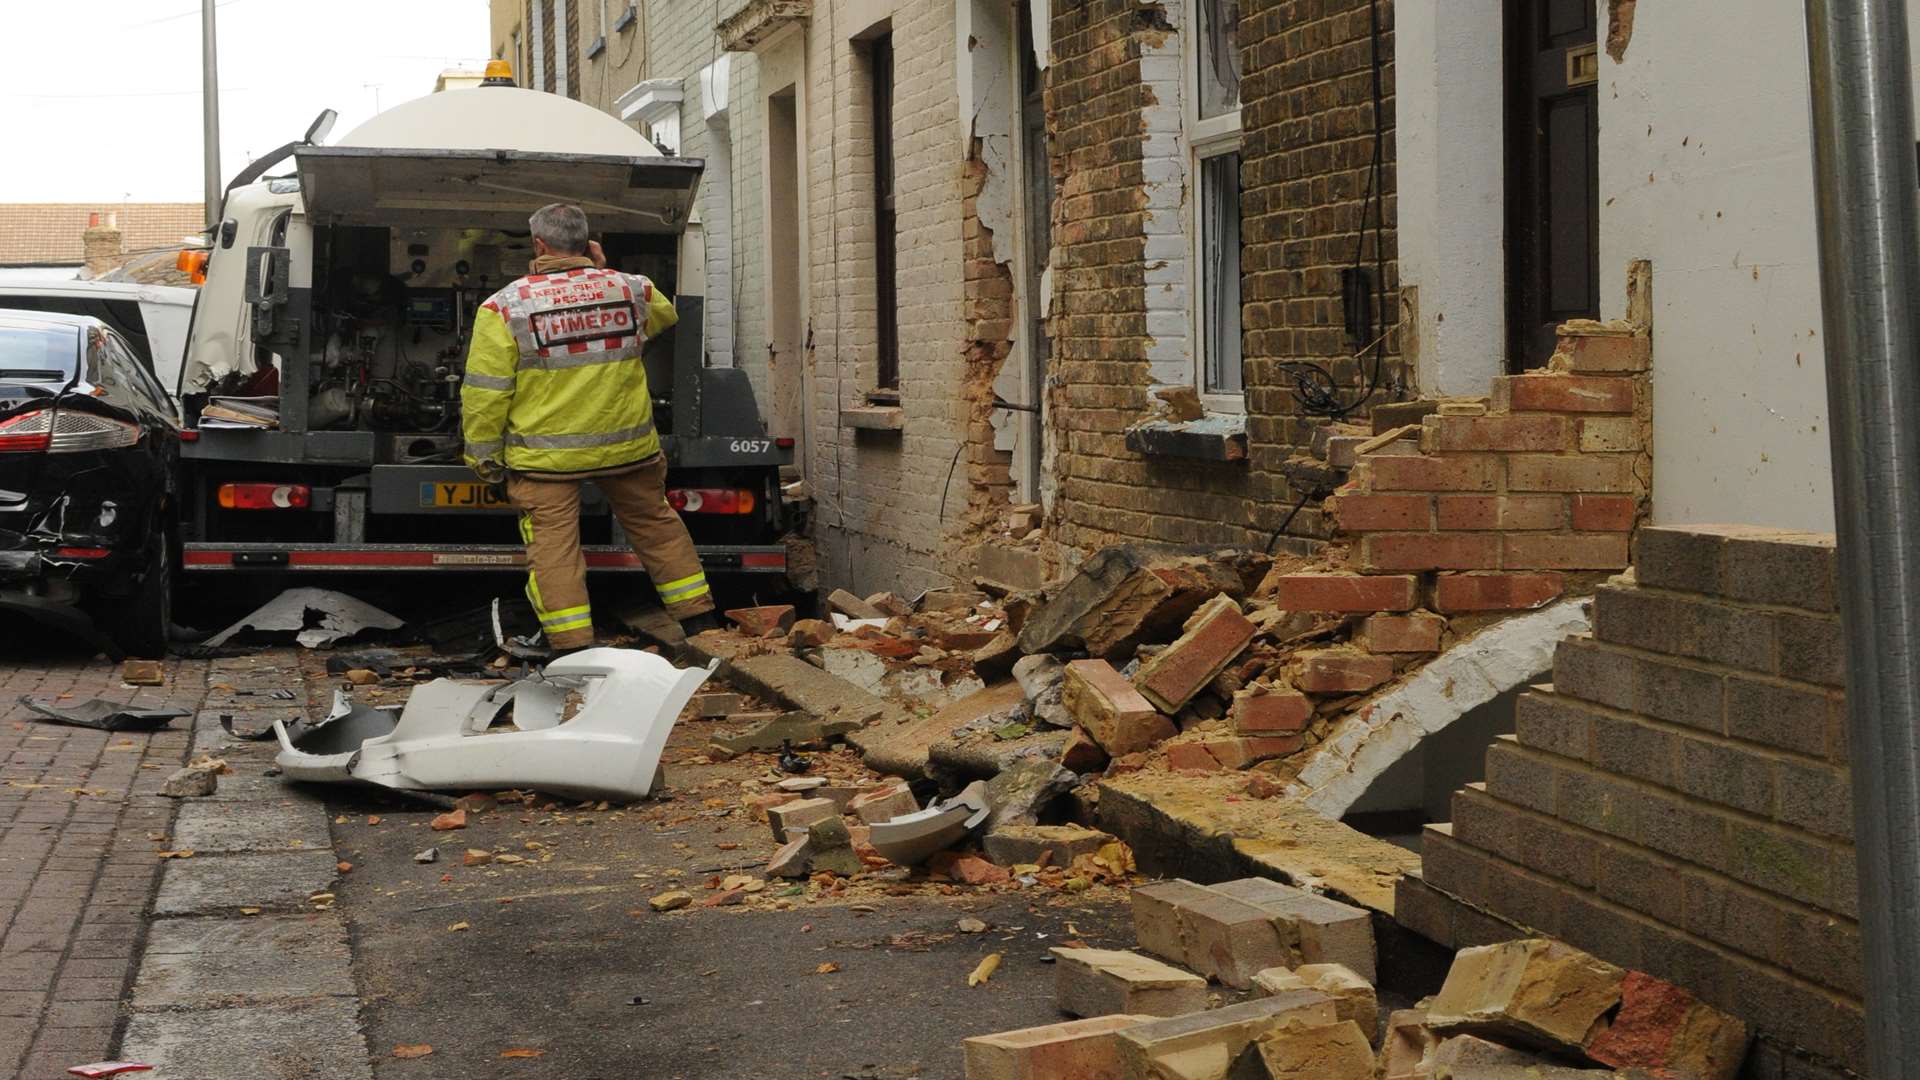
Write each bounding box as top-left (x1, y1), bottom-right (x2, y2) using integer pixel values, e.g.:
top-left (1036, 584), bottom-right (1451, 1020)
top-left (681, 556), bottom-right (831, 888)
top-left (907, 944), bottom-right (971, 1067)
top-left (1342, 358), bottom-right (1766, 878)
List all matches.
top-left (0, 311), bottom-right (181, 655)
top-left (274, 647), bottom-right (715, 801)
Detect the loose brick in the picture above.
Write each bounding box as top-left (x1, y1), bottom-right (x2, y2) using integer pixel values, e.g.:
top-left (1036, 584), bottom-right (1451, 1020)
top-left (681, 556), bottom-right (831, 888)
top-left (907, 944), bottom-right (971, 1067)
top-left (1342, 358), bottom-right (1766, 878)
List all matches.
top-left (1578, 416), bottom-right (1642, 452)
top-left (1229, 688), bottom-right (1313, 734)
top-left (1428, 938), bottom-right (1625, 1048)
top-left (1062, 659), bottom-right (1176, 756)
top-left (1199, 734), bottom-right (1305, 769)
top-left (984, 825), bottom-right (1114, 868)
top-left (1505, 373), bottom-right (1636, 413)
top-left (1325, 493), bottom-right (1431, 532)
top-left (1362, 454), bottom-right (1498, 492)
top-left (1250, 1018), bottom-right (1375, 1078)
top-left (1555, 329), bottom-right (1650, 372)
top-left (1506, 454), bottom-right (1636, 493)
top-left (1584, 970), bottom-right (1749, 1079)
top-left (1434, 572), bottom-right (1565, 613)
top-left (1359, 533), bottom-right (1502, 572)
top-left (963, 1014), bottom-right (1147, 1080)
top-left (725, 605), bottom-right (796, 636)
top-left (1436, 495), bottom-right (1565, 531)
top-left (1425, 414), bottom-right (1573, 451)
top-left (848, 783), bottom-right (919, 825)
top-left (766, 797), bottom-right (837, 844)
top-left (1211, 877), bottom-right (1376, 984)
top-left (1260, 963), bottom-right (1376, 1031)
top-left (1114, 992), bottom-right (1338, 1076)
top-left (1294, 648), bottom-right (1394, 695)
top-left (1271, 572), bottom-right (1418, 612)
top-left (1130, 878), bottom-right (1291, 987)
top-left (1380, 1008), bottom-right (1439, 1080)
top-left (1050, 947), bottom-right (1208, 1018)
top-left (1357, 611), bottom-right (1446, 654)
top-left (1503, 532), bottom-right (1631, 570)
top-left (1592, 586), bottom-right (1775, 673)
top-left (1165, 740), bottom-right (1229, 773)
top-left (1570, 494), bottom-right (1638, 532)
top-left (1132, 595), bottom-right (1256, 713)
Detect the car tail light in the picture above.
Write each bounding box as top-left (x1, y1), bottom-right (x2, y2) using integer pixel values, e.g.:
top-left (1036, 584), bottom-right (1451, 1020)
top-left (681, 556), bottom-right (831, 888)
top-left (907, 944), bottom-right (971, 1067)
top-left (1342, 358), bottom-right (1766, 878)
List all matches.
top-left (666, 488), bottom-right (757, 514)
top-left (54, 546), bottom-right (111, 559)
top-left (775, 437), bottom-right (795, 449)
top-left (0, 409), bottom-right (139, 453)
top-left (218, 482), bottom-right (311, 510)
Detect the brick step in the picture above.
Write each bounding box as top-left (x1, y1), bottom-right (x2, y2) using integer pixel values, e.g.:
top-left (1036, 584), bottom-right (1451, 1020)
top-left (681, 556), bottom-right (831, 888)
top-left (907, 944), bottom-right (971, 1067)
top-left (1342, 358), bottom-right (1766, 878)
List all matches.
top-left (1590, 582), bottom-right (1844, 687)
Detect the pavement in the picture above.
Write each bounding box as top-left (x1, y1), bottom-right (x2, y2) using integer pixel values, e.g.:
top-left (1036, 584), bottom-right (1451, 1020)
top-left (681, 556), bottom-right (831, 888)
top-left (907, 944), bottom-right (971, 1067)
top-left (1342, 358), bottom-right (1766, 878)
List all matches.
top-left (0, 634), bottom-right (1143, 1080)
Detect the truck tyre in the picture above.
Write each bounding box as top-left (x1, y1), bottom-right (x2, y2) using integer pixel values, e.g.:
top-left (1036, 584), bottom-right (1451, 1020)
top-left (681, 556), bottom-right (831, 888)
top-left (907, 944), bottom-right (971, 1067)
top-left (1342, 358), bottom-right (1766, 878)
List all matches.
top-left (113, 530), bottom-right (173, 659)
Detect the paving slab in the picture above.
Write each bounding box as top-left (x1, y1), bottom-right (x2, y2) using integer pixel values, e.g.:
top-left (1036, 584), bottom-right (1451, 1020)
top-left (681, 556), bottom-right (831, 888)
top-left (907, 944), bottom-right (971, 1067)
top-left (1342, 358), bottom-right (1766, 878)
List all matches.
top-left (152, 850), bottom-right (341, 916)
top-left (170, 798), bottom-right (332, 853)
top-left (120, 997), bottom-right (373, 1080)
top-left (133, 913), bottom-right (354, 1008)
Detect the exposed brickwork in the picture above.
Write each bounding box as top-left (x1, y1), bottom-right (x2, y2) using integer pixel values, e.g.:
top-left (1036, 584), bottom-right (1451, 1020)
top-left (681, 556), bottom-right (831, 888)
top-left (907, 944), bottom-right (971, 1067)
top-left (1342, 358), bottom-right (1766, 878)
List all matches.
top-left (1408, 526), bottom-right (1867, 1075)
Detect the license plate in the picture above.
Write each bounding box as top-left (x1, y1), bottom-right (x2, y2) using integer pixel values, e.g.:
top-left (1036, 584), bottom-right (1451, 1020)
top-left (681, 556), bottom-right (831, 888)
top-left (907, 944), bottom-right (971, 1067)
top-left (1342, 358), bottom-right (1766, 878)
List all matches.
top-left (419, 481), bottom-right (509, 509)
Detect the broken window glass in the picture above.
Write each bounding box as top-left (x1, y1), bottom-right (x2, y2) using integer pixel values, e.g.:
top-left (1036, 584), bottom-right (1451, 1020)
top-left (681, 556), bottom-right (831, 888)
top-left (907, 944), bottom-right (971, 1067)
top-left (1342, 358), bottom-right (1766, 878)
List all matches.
top-left (1201, 151), bottom-right (1243, 395)
top-left (1197, 0), bottom-right (1241, 120)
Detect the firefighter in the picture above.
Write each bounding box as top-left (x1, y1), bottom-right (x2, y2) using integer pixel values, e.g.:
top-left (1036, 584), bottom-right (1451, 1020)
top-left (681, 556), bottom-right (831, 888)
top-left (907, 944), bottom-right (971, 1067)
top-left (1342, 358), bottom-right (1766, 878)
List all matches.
top-left (461, 202), bottom-right (719, 651)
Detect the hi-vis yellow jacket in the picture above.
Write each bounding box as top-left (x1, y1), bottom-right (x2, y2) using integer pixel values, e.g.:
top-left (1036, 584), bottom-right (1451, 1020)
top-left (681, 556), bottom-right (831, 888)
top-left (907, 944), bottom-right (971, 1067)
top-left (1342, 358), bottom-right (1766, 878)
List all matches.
top-left (461, 265), bottom-right (677, 477)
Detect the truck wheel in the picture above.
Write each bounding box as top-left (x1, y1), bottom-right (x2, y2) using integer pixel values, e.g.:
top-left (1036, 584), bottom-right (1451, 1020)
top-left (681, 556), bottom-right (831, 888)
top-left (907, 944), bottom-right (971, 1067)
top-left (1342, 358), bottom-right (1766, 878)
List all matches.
top-left (113, 530), bottom-right (173, 659)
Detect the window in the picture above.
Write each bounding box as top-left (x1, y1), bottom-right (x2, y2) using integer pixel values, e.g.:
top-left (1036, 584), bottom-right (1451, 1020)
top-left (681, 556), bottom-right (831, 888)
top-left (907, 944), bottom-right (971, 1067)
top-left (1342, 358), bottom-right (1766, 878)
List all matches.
top-left (1189, 0), bottom-right (1243, 402)
top-left (870, 34), bottom-right (900, 391)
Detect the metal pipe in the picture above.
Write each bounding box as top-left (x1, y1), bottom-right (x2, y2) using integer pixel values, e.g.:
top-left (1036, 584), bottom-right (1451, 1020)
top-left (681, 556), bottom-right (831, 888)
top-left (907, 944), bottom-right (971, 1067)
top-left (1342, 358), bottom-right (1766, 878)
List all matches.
top-left (201, 0), bottom-right (221, 229)
top-left (1805, 1), bottom-right (1920, 1073)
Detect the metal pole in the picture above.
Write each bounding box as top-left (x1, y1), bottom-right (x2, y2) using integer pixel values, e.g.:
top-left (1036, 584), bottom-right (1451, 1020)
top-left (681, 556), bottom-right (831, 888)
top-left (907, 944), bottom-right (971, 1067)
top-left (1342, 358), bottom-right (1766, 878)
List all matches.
top-left (201, 0), bottom-right (221, 229)
top-left (1805, 1), bottom-right (1920, 1074)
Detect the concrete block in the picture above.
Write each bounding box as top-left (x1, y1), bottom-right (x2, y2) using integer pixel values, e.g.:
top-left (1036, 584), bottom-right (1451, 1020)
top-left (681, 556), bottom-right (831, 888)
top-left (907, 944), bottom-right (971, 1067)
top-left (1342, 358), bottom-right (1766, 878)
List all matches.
top-left (849, 783), bottom-right (919, 824)
top-left (1428, 938), bottom-right (1624, 1050)
top-left (1114, 990), bottom-right (1337, 1080)
top-left (963, 1014), bottom-right (1150, 1080)
top-left (984, 824), bottom-right (1114, 868)
top-left (693, 691), bottom-right (744, 717)
top-left (1250, 1018), bottom-right (1375, 1078)
top-left (1131, 878), bottom-right (1291, 989)
top-left (1064, 659), bottom-right (1177, 756)
top-left (1133, 595), bottom-right (1258, 713)
top-left (767, 797), bottom-right (838, 843)
top-left (1051, 947), bottom-right (1209, 1018)
top-left (1210, 878), bottom-right (1377, 984)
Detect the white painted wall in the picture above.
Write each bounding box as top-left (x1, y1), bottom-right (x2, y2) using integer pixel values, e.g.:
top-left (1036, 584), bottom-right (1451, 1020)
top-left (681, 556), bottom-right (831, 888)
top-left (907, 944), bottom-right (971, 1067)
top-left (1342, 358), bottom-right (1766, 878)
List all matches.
top-left (1394, 1), bottom-right (1505, 398)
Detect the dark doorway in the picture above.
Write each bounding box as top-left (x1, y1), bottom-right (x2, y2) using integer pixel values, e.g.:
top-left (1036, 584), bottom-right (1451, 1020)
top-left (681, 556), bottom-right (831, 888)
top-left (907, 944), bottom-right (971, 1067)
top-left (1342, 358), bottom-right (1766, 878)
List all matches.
top-left (1504, 0), bottom-right (1600, 371)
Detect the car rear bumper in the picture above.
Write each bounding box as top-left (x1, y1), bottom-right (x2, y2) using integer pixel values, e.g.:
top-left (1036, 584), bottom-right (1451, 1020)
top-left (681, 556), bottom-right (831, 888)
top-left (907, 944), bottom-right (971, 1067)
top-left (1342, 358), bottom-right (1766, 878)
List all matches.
top-left (181, 542), bottom-right (789, 575)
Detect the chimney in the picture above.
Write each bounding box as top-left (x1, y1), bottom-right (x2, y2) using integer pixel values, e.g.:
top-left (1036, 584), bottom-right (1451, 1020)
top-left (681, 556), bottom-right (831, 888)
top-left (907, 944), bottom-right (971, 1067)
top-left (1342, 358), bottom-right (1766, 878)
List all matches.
top-left (82, 211), bottom-right (124, 278)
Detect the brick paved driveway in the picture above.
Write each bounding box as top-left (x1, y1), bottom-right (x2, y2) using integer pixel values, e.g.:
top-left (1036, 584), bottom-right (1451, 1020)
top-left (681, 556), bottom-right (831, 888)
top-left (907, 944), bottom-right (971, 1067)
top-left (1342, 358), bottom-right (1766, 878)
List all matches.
top-left (0, 651), bottom-right (207, 1080)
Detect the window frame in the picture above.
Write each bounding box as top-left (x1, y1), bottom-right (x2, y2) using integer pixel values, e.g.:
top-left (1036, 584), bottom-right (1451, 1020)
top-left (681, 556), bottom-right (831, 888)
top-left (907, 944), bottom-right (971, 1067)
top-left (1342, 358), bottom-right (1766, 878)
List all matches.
top-left (1185, 0), bottom-right (1245, 413)
top-left (869, 33), bottom-right (901, 393)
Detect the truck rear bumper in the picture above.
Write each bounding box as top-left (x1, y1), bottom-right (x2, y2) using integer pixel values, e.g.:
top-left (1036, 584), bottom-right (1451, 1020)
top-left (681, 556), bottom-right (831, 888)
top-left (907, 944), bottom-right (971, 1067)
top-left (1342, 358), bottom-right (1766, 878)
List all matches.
top-left (182, 542), bottom-right (788, 574)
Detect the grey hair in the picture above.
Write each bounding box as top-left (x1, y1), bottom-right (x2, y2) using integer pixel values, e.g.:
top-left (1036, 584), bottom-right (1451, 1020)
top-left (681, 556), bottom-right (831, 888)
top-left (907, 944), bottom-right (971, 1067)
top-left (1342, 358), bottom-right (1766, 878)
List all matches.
top-left (529, 203), bottom-right (590, 254)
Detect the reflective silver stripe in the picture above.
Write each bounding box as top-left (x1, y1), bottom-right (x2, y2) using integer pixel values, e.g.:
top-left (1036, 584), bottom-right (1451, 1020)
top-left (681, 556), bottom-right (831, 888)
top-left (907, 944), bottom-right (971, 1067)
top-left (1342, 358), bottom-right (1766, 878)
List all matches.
top-left (464, 371), bottom-right (515, 391)
top-left (517, 348), bottom-right (642, 372)
top-left (505, 421), bottom-right (656, 450)
top-left (466, 439), bottom-right (505, 458)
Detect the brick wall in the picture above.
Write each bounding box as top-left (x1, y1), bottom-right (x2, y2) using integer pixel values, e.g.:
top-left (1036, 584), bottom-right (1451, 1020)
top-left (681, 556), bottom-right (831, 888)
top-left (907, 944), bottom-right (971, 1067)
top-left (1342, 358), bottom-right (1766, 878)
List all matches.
top-left (1403, 525), bottom-right (1863, 1074)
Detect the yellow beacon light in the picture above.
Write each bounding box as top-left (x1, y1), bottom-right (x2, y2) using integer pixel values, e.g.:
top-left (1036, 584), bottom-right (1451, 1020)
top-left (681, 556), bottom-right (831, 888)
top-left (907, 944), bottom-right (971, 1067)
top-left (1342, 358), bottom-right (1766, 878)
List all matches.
top-left (482, 60), bottom-right (515, 87)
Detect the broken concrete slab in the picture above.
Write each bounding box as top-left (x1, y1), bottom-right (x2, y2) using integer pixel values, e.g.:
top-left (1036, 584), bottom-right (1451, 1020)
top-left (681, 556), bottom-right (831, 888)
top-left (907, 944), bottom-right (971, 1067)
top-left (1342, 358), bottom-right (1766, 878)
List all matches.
top-left (169, 798), bottom-right (331, 854)
top-left (132, 913), bottom-right (354, 1008)
top-left (1251, 1019), bottom-right (1376, 1079)
top-left (983, 757), bottom-right (1078, 832)
top-left (1063, 659), bottom-right (1176, 756)
top-left (1253, 964), bottom-right (1377, 1032)
top-left (1133, 595), bottom-right (1257, 713)
top-left (153, 850), bottom-right (341, 917)
top-left (1016, 546), bottom-right (1244, 661)
top-left (1114, 990), bottom-right (1338, 1080)
top-left (963, 1014), bottom-right (1149, 1080)
top-left (1132, 878), bottom-right (1292, 989)
top-left (1051, 947), bottom-right (1209, 1019)
top-left (930, 724), bottom-right (1075, 780)
top-left (983, 824), bottom-right (1115, 867)
top-left (1211, 877), bottom-right (1377, 985)
top-left (854, 679), bottom-right (1025, 779)
top-left (120, 997), bottom-right (372, 1080)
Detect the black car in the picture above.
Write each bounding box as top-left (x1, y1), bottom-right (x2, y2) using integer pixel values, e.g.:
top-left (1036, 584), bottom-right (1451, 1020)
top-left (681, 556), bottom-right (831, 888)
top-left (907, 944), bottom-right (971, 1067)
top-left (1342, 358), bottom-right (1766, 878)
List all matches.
top-left (0, 310), bottom-right (181, 655)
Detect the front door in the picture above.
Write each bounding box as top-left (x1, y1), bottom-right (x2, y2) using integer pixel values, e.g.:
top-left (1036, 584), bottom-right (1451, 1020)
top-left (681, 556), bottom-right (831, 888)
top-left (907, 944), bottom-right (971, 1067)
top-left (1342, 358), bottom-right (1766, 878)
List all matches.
top-left (1504, 0), bottom-right (1600, 371)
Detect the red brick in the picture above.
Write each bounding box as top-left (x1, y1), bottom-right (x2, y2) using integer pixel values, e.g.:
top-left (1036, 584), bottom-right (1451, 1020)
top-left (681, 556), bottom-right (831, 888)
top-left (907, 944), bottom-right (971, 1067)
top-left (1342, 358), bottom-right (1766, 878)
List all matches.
top-left (1570, 494), bottom-right (1638, 532)
top-left (1506, 455), bottom-right (1636, 493)
top-left (1362, 455), bottom-right (1498, 492)
top-left (1133, 596), bottom-right (1257, 713)
top-left (1271, 573), bottom-right (1418, 612)
top-left (1359, 533), bottom-right (1502, 572)
top-left (1203, 735), bottom-right (1304, 769)
top-left (1583, 970), bottom-right (1748, 1076)
top-left (725, 604), bottom-right (796, 636)
top-left (1063, 659), bottom-right (1177, 756)
top-left (1426, 415), bottom-right (1573, 452)
top-left (1503, 533), bottom-right (1631, 570)
top-left (1166, 741), bottom-right (1228, 772)
top-left (1230, 689), bottom-right (1313, 734)
top-left (1358, 612), bottom-right (1446, 654)
top-left (1296, 649), bottom-right (1395, 694)
top-left (1327, 493), bottom-right (1431, 532)
top-left (1434, 573), bottom-right (1566, 613)
top-left (1505, 374), bottom-right (1636, 413)
top-left (1437, 495), bottom-right (1565, 531)
top-left (1557, 331), bottom-right (1651, 373)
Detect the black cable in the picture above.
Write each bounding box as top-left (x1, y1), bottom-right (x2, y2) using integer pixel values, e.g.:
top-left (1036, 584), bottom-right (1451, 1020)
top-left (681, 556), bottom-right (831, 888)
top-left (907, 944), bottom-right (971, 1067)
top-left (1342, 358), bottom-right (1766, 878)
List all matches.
top-left (1265, 487), bottom-right (1316, 554)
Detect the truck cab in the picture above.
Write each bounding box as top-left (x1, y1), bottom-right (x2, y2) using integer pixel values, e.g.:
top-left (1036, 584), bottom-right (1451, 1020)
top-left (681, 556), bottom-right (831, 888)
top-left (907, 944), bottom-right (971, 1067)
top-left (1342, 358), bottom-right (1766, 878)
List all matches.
top-left (176, 82), bottom-right (792, 584)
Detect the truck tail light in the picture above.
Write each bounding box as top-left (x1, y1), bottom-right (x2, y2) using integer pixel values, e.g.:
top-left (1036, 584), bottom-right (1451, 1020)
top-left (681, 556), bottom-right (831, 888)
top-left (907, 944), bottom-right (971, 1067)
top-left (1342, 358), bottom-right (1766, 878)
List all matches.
top-left (666, 488), bottom-right (756, 514)
top-left (0, 409), bottom-right (139, 453)
top-left (218, 482), bottom-right (311, 510)
top-left (775, 437), bottom-right (795, 449)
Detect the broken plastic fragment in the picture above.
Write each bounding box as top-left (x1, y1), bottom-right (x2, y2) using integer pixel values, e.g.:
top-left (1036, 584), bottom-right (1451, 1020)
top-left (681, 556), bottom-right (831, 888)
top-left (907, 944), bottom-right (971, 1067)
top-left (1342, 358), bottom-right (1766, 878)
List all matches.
top-left (867, 780), bottom-right (991, 866)
top-left (203, 587), bottom-right (404, 649)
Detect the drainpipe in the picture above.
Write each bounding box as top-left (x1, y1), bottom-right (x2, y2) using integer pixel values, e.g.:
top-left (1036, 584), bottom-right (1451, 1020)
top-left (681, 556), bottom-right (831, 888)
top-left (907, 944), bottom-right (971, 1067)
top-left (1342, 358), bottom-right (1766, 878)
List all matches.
top-left (1804, 1), bottom-right (1920, 1074)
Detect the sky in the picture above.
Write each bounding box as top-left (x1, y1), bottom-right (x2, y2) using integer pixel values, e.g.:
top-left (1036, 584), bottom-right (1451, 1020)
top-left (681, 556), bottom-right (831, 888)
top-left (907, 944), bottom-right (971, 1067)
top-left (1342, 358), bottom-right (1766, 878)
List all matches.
top-left (0, 0), bottom-right (492, 204)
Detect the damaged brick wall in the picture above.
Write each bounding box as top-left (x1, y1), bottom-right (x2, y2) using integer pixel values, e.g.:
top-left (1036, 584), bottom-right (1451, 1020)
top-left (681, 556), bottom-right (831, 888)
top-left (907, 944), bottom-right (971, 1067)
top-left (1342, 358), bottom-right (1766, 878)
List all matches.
top-left (1403, 526), bottom-right (1863, 1076)
top-left (960, 141), bottom-right (1018, 536)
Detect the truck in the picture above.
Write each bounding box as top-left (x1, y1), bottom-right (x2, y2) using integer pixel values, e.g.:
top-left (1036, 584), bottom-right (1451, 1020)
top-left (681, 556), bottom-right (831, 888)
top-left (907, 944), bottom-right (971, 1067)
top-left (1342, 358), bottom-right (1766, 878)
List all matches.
top-left (171, 75), bottom-right (794, 611)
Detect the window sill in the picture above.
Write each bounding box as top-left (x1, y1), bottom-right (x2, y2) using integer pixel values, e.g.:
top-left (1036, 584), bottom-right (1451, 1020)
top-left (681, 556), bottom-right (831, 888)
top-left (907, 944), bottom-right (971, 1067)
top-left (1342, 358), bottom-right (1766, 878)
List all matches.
top-left (841, 405), bottom-right (905, 432)
top-left (585, 34), bottom-right (606, 58)
top-left (1126, 414), bottom-right (1248, 462)
top-left (613, 5), bottom-right (637, 31)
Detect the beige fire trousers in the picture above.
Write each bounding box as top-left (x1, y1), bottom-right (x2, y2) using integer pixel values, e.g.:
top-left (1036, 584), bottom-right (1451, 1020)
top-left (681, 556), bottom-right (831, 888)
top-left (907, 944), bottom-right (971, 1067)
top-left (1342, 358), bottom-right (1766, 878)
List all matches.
top-left (506, 454), bottom-right (714, 649)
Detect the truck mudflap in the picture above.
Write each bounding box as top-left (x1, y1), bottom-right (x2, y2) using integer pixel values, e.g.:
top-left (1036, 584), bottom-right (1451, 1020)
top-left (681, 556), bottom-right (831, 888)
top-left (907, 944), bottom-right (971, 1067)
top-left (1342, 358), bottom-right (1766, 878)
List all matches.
top-left (182, 542), bottom-right (787, 573)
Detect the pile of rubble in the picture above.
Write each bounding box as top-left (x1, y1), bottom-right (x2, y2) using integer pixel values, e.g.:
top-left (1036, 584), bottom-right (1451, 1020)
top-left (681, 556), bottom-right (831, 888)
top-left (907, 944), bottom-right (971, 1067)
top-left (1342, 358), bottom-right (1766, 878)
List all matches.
top-left (964, 876), bottom-right (1749, 1079)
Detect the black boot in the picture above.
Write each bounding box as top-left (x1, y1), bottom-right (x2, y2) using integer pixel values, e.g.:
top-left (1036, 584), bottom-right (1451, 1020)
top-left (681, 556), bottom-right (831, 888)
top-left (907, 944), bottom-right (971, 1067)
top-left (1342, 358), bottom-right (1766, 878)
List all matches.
top-left (679, 611), bottom-right (722, 636)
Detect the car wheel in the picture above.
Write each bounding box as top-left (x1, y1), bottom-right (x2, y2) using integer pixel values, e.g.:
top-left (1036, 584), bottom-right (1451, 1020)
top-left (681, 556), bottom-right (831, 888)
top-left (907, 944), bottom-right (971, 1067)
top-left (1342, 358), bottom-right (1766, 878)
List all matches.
top-left (113, 530), bottom-right (173, 658)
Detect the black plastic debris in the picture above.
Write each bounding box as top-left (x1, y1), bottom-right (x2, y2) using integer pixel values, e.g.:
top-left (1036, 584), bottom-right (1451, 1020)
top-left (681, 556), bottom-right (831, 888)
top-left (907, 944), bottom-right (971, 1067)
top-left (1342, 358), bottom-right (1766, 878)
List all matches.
top-left (19, 697), bottom-right (188, 733)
